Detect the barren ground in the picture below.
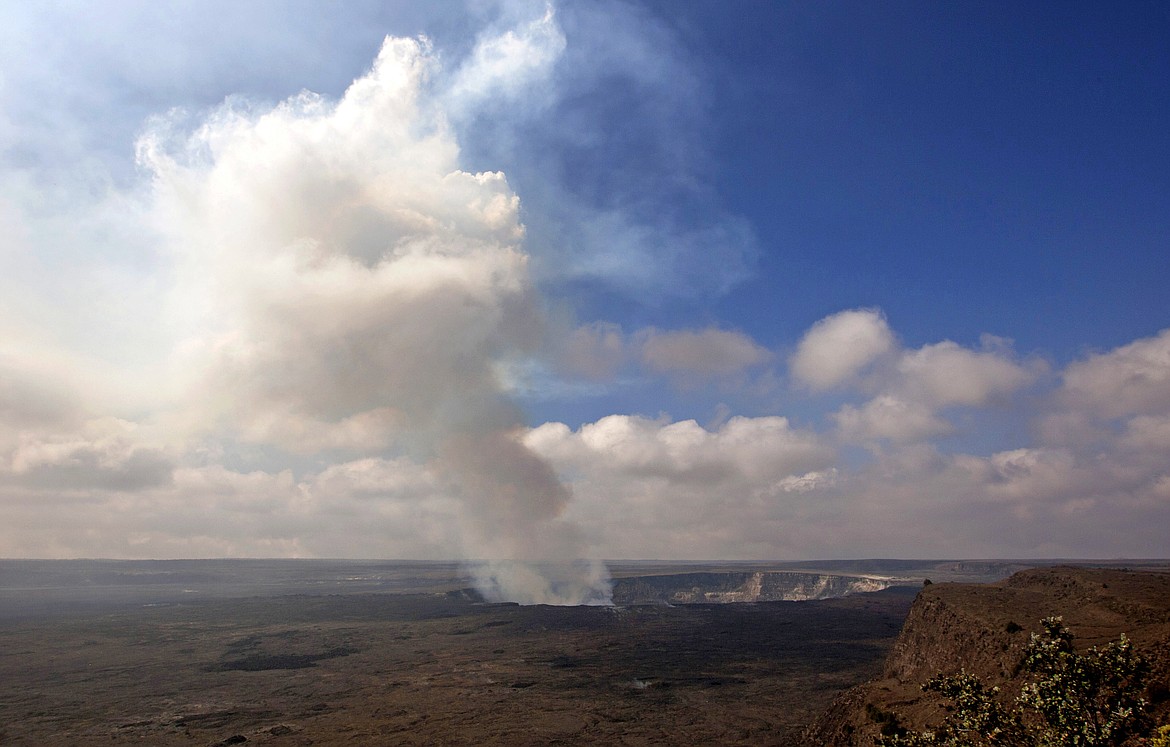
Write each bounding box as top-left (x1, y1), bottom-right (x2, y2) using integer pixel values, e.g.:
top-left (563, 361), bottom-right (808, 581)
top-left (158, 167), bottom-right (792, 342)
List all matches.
top-left (0, 574), bottom-right (916, 745)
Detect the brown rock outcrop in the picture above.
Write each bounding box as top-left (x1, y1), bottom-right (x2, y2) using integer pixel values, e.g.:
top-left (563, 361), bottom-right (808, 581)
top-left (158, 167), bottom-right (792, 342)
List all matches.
top-left (807, 566), bottom-right (1170, 746)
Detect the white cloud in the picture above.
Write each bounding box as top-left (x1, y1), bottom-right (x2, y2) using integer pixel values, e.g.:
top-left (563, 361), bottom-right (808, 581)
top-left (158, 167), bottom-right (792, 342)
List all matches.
top-left (555, 322), bottom-right (627, 381)
top-left (773, 468), bottom-right (838, 494)
top-left (790, 312), bottom-right (1038, 447)
top-left (637, 327), bottom-right (770, 381)
top-left (1121, 414), bottom-right (1170, 452)
top-left (1060, 328), bottom-right (1170, 418)
top-left (0, 457), bottom-right (460, 561)
top-left (4, 419), bottom-right (173, 493)
top-left (790, 309), bottom-right (894, 390)
top-left (531, 414), bottom-right (831, 483)
top-left (834, 395), bottom-right (952, 444)
top-left (524, 414), bottom-right (837, 559)
top-left (789, 311), bottom-right (1037, 408)
top-left (547, 322), bottom-right (771, 394)
top-left (895, 340), bottom-right (1038, 407)
top-left (0, 354), bottom-right (82, 433)
top-left (981, 447), bottom-right (1080, 502)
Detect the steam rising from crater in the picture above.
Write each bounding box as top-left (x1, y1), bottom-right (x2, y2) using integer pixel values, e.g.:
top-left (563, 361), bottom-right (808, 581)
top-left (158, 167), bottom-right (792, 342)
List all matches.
top-left (140, 33), bottom-right (610, 605)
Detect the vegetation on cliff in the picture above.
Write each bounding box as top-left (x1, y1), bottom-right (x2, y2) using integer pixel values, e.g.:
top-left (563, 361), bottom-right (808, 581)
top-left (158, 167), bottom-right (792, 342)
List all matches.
top-left (878, 617), bottom-right (1149, 747)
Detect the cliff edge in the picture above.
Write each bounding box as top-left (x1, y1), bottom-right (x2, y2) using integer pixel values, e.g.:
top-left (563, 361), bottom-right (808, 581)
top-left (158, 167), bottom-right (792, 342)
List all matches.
top-left (807, 566), bottom-right (1170, 745)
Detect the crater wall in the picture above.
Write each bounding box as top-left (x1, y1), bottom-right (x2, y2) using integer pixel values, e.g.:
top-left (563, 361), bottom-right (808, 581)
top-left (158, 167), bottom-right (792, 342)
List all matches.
top-left (610, 571), bottom-right (892, 605)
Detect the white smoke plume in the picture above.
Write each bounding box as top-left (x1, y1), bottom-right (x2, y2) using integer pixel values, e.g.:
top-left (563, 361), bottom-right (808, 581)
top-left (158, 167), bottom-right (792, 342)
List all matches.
top-left (138, 32), bottom-right (610, 604)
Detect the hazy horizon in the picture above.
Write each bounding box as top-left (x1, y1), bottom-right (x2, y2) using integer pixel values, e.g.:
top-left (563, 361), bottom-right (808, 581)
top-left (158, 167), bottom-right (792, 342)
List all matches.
top-left (4, 555), bottom-right (1167, 565)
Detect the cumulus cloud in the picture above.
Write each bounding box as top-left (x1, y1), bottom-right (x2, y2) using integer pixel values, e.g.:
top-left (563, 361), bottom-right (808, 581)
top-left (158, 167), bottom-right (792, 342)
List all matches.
top-left (1059, 328), bottom-right (1170, 418)
top-left (521, 317), bottom-right (1168, 560)
top-left (790, 309), bottom-right (894, 390)
top-left (834, 395), bottom-right (952, 444)
top-left (980, 447), bottom-right (1081, 503)
top-left (5, 423), bottom-right (173, 493)
top-left (4, 311), bottom-right (1170, 562)
top-left (0, 347), bottom-right (178, 495)
top-left (549, 323), bottom-right (770, 392)
top-left (0, 355), bottom-right (82, 432)
top-left (895, 339), bottom-right (1039, 408)
top-left (1023, 329), bottom-right (1170, 497)
top-left (0, 459), bottom-right (452, 560)
top-left (788, 310), bottom-right (1040, 446)
top-left (526, 414), bottom-right (831, 487)
top-left (637, 328), bottom-right (770, 381)
top-left (556, 322), bottom-right (627, 381)
top-left (525, 414), bottom-right (837, 558)
top-left (1121, 414), bottom-right (1170, 453)
top-left (832, 330), bottom-right (1170, 556)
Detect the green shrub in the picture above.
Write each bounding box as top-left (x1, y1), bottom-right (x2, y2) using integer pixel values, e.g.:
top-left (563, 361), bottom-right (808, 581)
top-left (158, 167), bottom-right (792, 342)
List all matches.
top-left (1147, 724), bottom-right (1170, 747)
top-left (876, 617), bottom-right (1148, 747)
top-left (1017, 617), bottom-right (1147, 746)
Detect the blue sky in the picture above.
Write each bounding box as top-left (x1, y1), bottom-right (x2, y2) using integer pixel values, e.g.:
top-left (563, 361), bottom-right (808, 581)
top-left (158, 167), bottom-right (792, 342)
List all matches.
top-left (1, 1), bottom-right (1167, 599)
top-left (694, 1), bottom-right (1170, 353)
top-left (596, 1), bottom-right (1170, 349)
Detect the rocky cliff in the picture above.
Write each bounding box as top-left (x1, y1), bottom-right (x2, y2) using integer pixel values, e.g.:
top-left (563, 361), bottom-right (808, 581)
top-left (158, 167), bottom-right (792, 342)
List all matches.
top-left (610, 571), bottom-right (891, 605)
top-left (807, 566), bottom-right (1170, 745)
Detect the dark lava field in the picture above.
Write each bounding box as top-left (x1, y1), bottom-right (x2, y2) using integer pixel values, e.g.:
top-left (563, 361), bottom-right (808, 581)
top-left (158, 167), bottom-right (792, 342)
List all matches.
top-left (0, 560), bottom-right (922, 746)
